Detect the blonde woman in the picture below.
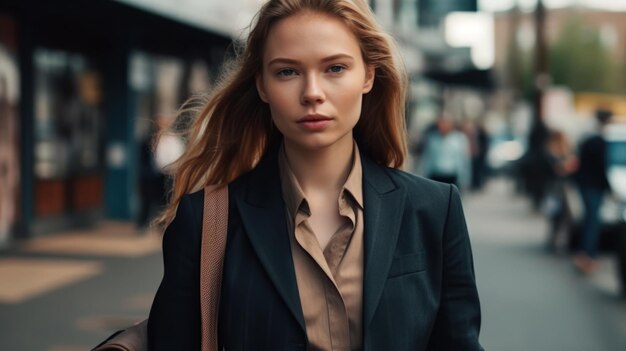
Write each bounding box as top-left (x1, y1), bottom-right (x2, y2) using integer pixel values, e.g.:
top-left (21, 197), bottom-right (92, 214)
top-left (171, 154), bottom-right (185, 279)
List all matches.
top-left (148, 1), bottom-right (483, 350)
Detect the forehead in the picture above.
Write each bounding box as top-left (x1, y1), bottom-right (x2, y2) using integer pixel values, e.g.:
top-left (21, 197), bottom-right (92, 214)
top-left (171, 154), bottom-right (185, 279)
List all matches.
top-left (263, 11), bottom-right (362, 63)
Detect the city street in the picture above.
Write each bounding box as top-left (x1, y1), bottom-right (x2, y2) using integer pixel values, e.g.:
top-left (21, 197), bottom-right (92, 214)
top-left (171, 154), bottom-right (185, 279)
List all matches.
top-left (466, 179), bottom-right (626, 351)
top-left (2, 1), bottom-right (626, 350)
top-left (1, 178), bottom-right (625, 350)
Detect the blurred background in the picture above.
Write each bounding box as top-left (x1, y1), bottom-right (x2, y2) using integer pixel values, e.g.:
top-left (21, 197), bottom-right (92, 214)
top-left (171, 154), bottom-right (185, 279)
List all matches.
top-left (0, 0), bottom-right (625, 350)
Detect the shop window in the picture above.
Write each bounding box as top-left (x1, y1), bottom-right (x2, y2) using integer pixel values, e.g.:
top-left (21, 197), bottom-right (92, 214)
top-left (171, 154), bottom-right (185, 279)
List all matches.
top-left (0, 14), bottom-right (20, 243)
top-left (33, 48), bottom-right (104, 217)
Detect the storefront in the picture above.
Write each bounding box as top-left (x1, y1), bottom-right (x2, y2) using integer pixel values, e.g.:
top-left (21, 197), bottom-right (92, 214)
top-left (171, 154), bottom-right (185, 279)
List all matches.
top-left (0, 0), bottom-right (232, 242)
top-left (31, 49), bottom-right (106, 232)
top-left (0, 15), bottom-right (20, 245)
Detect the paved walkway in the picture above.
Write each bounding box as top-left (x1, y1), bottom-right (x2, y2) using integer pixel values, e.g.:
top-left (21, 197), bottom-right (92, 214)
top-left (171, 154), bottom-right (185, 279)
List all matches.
top-left (0, 179), bottom-right (625, 350)
top-left (465, 179), bottom-right (626, 351)
top-left (0, 222), bottom-right (162, 351)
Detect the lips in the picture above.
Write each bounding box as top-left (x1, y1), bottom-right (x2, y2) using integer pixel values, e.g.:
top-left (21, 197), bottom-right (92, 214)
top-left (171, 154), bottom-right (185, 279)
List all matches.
top-left (297, 114), bottom-right (332, 123)
top-left (297, 114), bottom-right (333, 131)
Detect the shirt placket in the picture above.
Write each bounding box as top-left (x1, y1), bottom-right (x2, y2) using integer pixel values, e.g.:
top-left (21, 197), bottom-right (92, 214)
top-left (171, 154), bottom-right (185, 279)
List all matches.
top-left (297, 202), bottom-right (355, 350)
top-left (323, 279), bottom-right (350, 351)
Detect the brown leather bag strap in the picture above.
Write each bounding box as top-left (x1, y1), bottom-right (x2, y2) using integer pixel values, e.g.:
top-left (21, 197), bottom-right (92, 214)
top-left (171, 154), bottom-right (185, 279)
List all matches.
top-left (200, 185), bottom-right (229, 351)
top-left (93, 186), bottom-right (228, 351)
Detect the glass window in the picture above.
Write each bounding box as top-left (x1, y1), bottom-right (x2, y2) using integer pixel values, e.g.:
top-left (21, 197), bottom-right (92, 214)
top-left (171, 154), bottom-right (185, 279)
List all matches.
top-left (33, 48), bottom-right (105, 217)
top-left (0, 14), bottom-right (20, 242)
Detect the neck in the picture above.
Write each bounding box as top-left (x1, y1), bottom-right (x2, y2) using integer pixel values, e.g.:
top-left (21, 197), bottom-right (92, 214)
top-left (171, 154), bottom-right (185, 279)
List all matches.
top-left (283, 136), bottom-right (354, 195)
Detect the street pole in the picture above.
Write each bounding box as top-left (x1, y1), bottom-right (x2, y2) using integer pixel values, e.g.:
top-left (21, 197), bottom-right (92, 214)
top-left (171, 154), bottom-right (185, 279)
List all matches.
top-left (506, 4), bottom-right (521, 140)
top-left (521, 0), bottom-right (551, 210)
top-left (530, 0), bottom-right (549, 150)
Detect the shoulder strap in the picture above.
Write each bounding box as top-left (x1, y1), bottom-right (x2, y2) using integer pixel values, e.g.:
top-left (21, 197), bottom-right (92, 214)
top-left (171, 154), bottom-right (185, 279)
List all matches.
top-left (200, 185), bottom-right (229, 351)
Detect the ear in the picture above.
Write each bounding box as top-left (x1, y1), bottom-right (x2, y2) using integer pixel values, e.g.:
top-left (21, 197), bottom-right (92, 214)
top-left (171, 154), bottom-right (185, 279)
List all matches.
top-left (362, 65), bottom-right (375, 94)
top-left (256, 73), bottom-right (269, 103)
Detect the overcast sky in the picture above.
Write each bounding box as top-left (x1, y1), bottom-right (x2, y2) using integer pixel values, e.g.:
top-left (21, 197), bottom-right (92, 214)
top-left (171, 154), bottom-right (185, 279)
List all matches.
top-left (111, 0), bottom-right (626, 38)
top-left (480, 0), bottom-right (626, 12)
top-left (112, 0), bottom-right (262, 36)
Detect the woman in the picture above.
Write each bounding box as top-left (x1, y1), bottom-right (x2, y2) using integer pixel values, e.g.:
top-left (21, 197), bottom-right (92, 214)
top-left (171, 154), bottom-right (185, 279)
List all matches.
top-left (148, 0), bottom-right (483, 350)
top-left (544, 130), bottom-right (577, 253)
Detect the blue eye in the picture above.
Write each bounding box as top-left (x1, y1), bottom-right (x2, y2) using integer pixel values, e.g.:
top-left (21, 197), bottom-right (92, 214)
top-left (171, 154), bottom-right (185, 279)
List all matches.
top-left (277, 69), bottom-right (297, 77)
top-left (328, 65), bottom-right (345, 73)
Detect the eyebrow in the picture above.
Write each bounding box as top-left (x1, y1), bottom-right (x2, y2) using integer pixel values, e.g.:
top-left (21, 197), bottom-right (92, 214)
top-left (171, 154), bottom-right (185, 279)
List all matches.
top-left (267, 53), bottom-right (355, 66)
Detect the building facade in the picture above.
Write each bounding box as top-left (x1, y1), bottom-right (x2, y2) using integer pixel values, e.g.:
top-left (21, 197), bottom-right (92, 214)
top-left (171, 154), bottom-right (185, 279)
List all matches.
top-left (0, 0), bottom-right (249, 244)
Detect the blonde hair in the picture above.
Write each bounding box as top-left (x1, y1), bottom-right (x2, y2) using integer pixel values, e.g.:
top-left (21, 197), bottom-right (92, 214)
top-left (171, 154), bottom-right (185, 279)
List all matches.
top-left (157, 0), bottom-right (408, 227)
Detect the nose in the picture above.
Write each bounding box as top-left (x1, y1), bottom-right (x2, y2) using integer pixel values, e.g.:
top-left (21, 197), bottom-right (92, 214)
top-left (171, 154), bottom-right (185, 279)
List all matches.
top-left (301, 74), bottom-right (325, 105)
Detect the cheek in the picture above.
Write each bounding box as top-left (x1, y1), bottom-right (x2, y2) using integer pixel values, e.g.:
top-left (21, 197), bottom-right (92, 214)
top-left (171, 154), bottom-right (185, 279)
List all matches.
top-left (265, 86), bottom-right (295, 116)
top-left (334, 85), bottom-right (365, 119)
top-left (265, 92), bottom-right (298, 137)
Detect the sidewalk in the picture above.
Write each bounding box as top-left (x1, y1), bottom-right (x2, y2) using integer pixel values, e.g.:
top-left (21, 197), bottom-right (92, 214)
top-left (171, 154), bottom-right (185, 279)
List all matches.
top-left (465, 179), bottom-right (622, 296)
top-left (0, 222), bottom-right (163, 351)
top-left (0, 179), bottom-right (624, 350)
top-left (465, 178), bottom-right (626, 351)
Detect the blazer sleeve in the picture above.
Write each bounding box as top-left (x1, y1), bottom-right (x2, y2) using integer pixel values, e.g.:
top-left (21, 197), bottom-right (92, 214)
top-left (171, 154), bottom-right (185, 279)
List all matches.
top-left (427, 185), bottom-right (484, 351)
top-left (148, 194), bottom-right (202, 350)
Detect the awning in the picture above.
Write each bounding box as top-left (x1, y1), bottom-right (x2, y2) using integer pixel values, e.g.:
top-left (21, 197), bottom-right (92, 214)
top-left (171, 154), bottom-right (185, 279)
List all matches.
top-left (423, 68), bottom-right (494, 90)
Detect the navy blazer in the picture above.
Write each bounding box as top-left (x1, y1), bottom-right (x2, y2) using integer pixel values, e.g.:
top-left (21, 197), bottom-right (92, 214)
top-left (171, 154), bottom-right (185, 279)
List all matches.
top-left (148, 145), bottom-right (483, 350)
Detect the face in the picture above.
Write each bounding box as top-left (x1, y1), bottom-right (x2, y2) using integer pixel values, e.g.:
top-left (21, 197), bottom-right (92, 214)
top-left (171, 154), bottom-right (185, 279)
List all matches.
top-left (256, 11), bottom-right (375, 152)
top-left (437, 117), bottom-right (454, 135)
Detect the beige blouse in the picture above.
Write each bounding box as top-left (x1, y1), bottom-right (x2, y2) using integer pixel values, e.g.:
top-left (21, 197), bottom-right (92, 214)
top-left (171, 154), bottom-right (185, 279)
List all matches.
top-left (278, 142), bottom-right (364, 351)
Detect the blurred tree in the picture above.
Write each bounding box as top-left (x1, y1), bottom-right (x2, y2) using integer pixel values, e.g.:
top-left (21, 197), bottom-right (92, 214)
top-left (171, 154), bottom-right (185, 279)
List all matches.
top-left (508, 15), bottom-right (624, 100)
top-left (507, 46), bottom-right (535, 103)
top-left (549, 16), bottom-right (624, 94)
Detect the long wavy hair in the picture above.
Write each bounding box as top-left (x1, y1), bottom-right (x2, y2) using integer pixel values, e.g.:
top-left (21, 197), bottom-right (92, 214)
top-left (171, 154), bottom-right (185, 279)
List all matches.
top-left (156, 0), bottom-right (407, 227)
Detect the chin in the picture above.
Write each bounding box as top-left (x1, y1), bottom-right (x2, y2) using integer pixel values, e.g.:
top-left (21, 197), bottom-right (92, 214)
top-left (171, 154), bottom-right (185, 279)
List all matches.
top-left (284, 132), bottom-right (351, 152)
top-left (291, 139), bottom-right (335, 151)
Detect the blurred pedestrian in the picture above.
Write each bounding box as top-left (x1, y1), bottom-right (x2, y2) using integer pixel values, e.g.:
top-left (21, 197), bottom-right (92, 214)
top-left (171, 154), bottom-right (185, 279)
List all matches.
top-left (517, 121), bottom-right (552, 210)
top-left (461, 120), bottom-right (489, 191)
top-left (573, 109), bottom-right (612, 273)
top-left (420, 114), bottom-right (471, 189)
top-left (154, 115), bottom-right (184, 176)
top-left (136, 115), bottom-right (184, 232)
top-left (147, 1), bottom-right (483, 350)
top-left (543, 130), bottom-right (578, 253)
top-left (136, 121), bottom-right (162, 231)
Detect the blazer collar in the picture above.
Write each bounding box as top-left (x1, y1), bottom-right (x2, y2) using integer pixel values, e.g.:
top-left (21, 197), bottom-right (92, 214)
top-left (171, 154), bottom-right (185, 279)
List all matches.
top-left (359, 153), bottom-right (406, 331)
top-left (236, 142), bottom-right (406, 335)
top-left (235, 141), bottom-right (306, 332)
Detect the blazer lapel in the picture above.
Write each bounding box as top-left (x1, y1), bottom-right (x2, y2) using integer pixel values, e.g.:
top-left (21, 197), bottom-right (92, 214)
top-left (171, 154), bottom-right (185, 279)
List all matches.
top-left (235, 145), bottom-right (306, 332)
top-left (361, 155), bottom-right (407, 331)
top-left (233, 145), bottom-right (406, 335)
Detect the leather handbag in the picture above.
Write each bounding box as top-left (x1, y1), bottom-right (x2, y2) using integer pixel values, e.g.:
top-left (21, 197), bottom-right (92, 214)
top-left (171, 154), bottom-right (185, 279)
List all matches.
top-left (93, 185), bottom-right (229, 351)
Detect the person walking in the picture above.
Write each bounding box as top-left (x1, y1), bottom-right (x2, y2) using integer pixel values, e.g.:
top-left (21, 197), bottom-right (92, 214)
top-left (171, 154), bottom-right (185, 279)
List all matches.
top-left (544, 130), bottom-right (578, 253)
top-left (573, 109), bottom-right (612, 273)
top-left (147, 1), bottom-right (483, 350)
top-left (420, 114), bottom-right (471, 189)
